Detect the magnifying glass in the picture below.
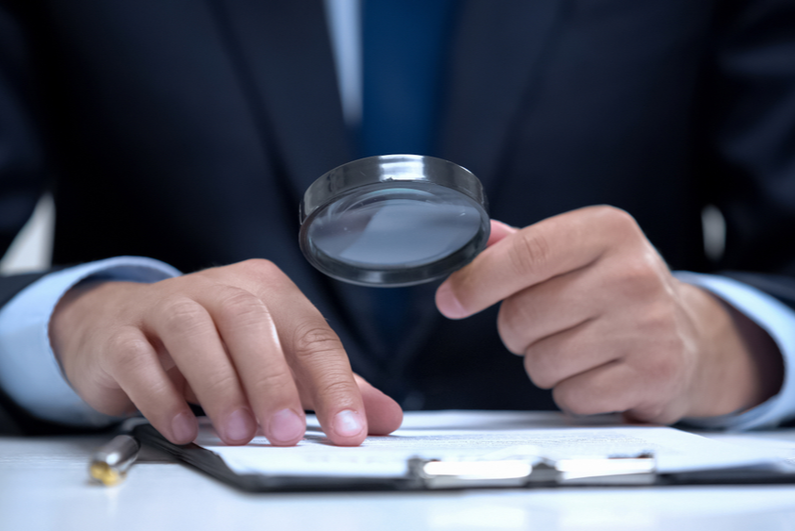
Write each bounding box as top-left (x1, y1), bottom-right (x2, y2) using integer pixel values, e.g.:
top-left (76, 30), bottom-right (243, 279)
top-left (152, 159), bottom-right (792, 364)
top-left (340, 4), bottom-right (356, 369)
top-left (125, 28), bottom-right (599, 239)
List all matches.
top-left (299, 155), bottom-right (490, 287)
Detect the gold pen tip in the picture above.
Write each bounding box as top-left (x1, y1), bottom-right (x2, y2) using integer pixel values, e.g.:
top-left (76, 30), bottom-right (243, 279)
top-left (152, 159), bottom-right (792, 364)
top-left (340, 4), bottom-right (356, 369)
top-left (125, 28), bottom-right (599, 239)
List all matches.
top-left (89, 462), bottom-right (125, 487)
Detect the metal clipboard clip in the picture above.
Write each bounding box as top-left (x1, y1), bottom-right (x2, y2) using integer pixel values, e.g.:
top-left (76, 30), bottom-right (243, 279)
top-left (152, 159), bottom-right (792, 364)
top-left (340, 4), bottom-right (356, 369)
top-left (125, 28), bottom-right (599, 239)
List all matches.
top-left (407, 453), bottom-right (657, 489)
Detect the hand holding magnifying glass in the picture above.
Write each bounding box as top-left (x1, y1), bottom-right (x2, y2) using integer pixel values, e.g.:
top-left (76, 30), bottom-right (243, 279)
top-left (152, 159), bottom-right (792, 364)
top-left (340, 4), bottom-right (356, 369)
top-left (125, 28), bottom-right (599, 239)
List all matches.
top-left (301, 159), bottom-right (782, 426)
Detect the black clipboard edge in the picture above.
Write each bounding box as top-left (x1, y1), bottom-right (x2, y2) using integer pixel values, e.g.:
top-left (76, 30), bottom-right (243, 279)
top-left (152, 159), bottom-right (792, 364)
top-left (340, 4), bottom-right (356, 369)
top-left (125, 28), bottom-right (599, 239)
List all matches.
top-left (133, 424), bottom-right (417, 493)
top-left (133, 424), bottom-right (795, 493)
top-left (659, 467), bottom-right (795, 486)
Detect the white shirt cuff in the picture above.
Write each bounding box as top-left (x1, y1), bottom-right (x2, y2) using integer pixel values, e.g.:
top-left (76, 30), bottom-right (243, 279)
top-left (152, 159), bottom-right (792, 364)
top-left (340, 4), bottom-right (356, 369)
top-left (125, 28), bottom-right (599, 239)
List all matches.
top-left (0, 257), bottom-right (181, 427)
top-left (674, 271), bottom-right (795, 431)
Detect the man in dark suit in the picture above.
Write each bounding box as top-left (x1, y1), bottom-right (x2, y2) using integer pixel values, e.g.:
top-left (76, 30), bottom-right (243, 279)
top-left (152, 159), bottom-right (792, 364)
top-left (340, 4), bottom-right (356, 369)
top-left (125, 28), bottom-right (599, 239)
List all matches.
top-left (1, 1), bottom-right (794, 445)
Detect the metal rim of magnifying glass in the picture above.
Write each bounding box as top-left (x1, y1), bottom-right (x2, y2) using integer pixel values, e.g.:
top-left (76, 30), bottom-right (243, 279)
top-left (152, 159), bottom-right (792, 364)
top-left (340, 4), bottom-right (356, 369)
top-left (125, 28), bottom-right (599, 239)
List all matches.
top-left (299, 154), bottom-right (490, 287)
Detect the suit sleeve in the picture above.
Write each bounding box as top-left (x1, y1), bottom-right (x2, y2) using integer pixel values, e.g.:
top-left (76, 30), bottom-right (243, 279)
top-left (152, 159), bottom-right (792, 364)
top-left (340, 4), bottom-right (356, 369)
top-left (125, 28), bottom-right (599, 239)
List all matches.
top-left (0, 258), bottom-right (181, 435)
top-left (0, 3), bottom-right (65, 433)
top-left (707, 0), bottom-right (795, 299)
top-left (672, 0), bottom-right (795, 429)
top-left (676, 272), bottom-right (795, 429)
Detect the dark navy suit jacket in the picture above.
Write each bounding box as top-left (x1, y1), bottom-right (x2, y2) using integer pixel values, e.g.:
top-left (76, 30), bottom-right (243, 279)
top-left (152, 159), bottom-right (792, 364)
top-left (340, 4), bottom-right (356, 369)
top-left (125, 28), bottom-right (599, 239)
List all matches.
top-left (2, 0), bottom-right (795, 433)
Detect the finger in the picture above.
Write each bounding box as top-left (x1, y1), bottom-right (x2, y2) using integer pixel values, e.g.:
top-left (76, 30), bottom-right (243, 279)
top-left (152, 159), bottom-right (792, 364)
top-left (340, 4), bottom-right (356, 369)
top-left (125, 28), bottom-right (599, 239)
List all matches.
top-left (199, 285), bottom-right (305, 446)
top-left (353, 374), bottom-right (403, 435)
top-left (299, 374), bottom-right (402, 436)
top-left (437, 206), bottom-right (636, 318)
top-left (497, 265), bottom-right (602, 354)
top-left (104, 327), bottom-right (198, 444)
top-left (145, 294), bottom-right (256, 446)
top-left (552, 359), bottom-right (684, 424)
top-left (551, 360), bottom-right (638, 417)
top-left (282, 318), bottom-right (366, 446)
top-left (228, 260), bottom-right (368, 446)
top-left (487, 220), bottom-right (518, 247)
top-left (520, 318), bottom-right (621, 389)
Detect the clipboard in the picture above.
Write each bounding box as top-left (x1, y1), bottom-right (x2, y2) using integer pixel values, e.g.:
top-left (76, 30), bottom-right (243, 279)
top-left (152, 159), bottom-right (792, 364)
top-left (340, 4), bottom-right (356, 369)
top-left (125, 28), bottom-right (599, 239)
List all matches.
top-left (131, 422), bottom-right (795, 493)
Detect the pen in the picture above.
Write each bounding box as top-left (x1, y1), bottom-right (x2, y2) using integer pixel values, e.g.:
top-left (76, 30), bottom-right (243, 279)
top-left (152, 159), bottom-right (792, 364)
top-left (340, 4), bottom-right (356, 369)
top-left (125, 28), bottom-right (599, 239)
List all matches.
top-left (89, 434), bottom-right (141, 486)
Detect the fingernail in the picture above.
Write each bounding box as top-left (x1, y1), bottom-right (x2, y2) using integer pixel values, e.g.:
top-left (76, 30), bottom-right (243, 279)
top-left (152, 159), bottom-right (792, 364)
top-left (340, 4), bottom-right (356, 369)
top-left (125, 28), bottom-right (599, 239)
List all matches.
top-left (333, 409), bottom-right (364, 438)
top-left (171, 411), bottom-right (197, 443)
top-left (269, 409), bottom-right (305, 443)
top-left (224, 408), bottom-right (255, 443)
top-left (436, 282), bottom-right (467, 319)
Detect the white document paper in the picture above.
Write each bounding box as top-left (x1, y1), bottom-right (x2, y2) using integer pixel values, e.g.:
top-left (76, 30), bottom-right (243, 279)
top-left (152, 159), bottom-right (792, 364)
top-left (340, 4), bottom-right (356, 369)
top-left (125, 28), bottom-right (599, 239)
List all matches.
top-left (195, 411), bottom-right (781, 478)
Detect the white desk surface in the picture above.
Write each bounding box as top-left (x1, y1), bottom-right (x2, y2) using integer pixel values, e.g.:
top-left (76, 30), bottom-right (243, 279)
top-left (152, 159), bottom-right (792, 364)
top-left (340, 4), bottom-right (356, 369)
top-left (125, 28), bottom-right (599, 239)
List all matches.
top-left (3, 425), bottom-right (795, 531)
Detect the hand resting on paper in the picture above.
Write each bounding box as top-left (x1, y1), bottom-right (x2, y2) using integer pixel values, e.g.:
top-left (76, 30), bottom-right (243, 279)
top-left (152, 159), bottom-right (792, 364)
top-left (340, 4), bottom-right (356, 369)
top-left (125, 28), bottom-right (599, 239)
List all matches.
top-left (436, 206), bottom-right (783, 424)
top-left (49, 260), bottom-right (403, 446)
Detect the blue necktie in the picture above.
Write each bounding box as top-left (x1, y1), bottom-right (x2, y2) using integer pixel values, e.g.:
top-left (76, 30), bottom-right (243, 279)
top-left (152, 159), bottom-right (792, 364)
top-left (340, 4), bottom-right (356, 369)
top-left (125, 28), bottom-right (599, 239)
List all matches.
top-left (360, 0), bottom-right (457, 158)
top-left (360, 0), bottom-right (457, 349)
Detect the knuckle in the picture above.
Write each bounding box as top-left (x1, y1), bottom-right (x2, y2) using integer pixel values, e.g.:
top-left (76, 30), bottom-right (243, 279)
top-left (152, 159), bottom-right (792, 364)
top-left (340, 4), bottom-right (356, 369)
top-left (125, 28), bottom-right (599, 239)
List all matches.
top-left (618, 256), bottom-right (659, 293)
top-left (509, 231), bottom-right (552, 277)
top-left (292, 322), bottom-right (343, 362)
top-left (316, 376), bottom-right (357, 401)
top-left (105, 331), bottom-right (152, 373)
top-left (248, 366), bottom-right (295, 395)
top-left (610, 253), bottom-right (668, 301)
top-left (237, 258), bottom-right (283, 281)
top-left (159, 296), bottom-right (208, 336)
top-left (216, 287), bottom-right (270, 329)
top-left (597, 205), bottom-right (638, 235)
top-left (202, 371), bottom-right (240, 398)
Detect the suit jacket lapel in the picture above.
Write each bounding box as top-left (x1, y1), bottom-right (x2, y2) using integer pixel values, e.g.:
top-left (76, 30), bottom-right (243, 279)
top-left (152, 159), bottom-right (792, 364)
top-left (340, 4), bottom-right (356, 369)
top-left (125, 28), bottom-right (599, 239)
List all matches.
top-left (214, 0), bottom-right (566, 196)
top-left (439, 0), bottom-right (567, 192)
top-left (210, 0), bottom-right (352, 196)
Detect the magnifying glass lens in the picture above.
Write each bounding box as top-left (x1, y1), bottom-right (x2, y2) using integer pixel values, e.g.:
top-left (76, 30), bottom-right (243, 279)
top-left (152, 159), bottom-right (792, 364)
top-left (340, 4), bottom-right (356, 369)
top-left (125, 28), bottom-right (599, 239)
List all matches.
top-left (300, 155), bottom-right (489, 287)
top-left (309, 184), bottom-right (483, 268)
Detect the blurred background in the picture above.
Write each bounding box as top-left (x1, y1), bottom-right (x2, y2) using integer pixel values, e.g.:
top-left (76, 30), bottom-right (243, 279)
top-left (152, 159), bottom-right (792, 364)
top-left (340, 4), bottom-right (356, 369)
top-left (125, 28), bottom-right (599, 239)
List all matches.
top-left (0, 194), bottom-right (55, 274)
